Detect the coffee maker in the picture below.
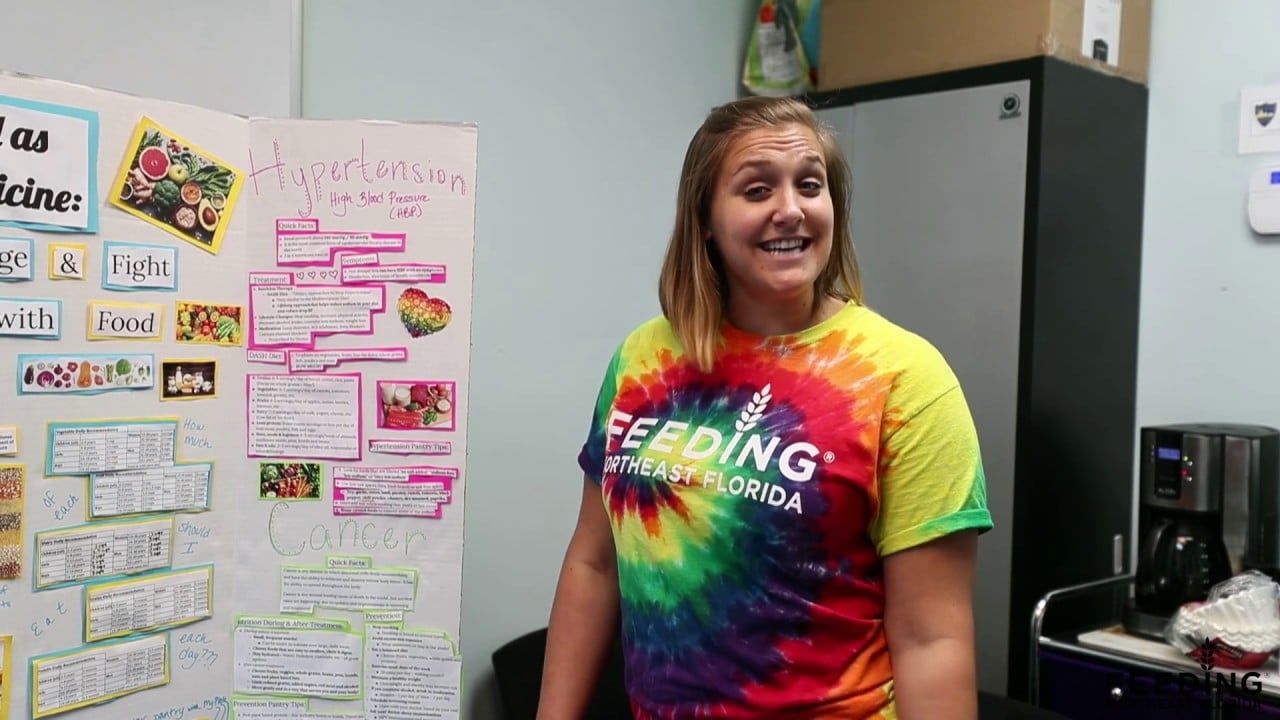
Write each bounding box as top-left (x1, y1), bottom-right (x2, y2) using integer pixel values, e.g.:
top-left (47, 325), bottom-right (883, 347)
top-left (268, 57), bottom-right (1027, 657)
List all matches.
top-left (1122, 423), bottom-right (1280, 639)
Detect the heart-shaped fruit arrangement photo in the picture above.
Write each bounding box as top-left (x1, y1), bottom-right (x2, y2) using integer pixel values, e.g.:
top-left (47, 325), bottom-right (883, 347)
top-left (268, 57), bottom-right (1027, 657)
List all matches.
top-left (397, 288), bottom-right (452, 338)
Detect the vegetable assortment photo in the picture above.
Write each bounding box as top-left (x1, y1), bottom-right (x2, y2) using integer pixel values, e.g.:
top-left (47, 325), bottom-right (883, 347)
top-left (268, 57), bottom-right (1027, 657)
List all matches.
top-left (111, 117), bottom-right (244, 255)
top-left (259, 462), bottom-right (322, 500)
top-left (18, 354), bottom-right (154, 395)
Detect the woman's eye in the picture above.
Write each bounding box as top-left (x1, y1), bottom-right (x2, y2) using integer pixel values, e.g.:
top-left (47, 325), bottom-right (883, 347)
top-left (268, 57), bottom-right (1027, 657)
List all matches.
top-left (745, 186), bottom-right (770, 199)
top-left (800, 180), bottom-right (824, 193)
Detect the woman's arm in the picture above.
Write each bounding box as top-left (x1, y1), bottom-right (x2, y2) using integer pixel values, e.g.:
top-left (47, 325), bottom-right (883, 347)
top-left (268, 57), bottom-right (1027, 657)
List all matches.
top-left (536, 476), bottom-right (621, 720)
top-left (883, 529), bottom-right (981, 720)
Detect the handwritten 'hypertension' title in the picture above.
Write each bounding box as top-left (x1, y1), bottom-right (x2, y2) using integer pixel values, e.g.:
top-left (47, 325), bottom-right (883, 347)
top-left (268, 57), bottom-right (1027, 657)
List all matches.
top-left (0, 97), bottom-right (98, 232)
top-left (245, 135), bottom-right (470, 221)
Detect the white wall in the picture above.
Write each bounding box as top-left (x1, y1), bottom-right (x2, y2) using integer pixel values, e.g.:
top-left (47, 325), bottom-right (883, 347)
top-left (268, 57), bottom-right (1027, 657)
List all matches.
top-left (0, 0), bottom-right (297, 118)
top-left (1135, 5), bottom-right (1280, 452)
top-left (301, 2), bottom-right (756, 717)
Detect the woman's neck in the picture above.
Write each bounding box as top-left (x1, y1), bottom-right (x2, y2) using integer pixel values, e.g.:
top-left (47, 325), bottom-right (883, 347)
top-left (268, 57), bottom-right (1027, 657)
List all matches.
top-left (726, 291), bottom-right (844, 337)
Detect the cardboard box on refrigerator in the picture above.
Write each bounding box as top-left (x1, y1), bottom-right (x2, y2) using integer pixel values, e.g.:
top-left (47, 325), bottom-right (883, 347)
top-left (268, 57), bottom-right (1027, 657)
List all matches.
top-left (817, 0), bottom-right (1151, 91)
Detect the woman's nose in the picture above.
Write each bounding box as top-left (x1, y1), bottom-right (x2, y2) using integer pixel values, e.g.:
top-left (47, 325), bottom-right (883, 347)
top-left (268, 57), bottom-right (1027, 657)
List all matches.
top-left (773, 190), bottom-right (804, 225)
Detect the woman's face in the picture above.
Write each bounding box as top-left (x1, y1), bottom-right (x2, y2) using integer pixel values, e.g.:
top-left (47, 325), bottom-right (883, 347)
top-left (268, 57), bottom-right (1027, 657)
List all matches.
top-left (707, 123), bottom-right (834, 308)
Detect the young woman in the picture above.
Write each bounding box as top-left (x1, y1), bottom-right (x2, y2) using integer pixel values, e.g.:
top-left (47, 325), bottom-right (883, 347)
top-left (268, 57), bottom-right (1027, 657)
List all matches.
top-left (537, 96), bottom-right (993, 720)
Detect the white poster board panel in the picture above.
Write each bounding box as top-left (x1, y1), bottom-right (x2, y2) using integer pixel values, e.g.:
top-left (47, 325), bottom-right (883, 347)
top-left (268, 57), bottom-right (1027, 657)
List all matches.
top-left (0, 71), bottom-right (473, 720)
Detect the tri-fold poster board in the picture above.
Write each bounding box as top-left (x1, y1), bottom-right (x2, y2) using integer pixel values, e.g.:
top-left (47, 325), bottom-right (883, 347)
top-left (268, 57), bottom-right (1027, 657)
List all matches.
top-left (0, 71), bottom-right (476, 720)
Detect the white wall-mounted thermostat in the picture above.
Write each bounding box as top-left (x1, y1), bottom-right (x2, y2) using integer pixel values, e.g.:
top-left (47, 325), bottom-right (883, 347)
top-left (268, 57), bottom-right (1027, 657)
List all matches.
top-left (1248, 164), bottom-right (1280, 235)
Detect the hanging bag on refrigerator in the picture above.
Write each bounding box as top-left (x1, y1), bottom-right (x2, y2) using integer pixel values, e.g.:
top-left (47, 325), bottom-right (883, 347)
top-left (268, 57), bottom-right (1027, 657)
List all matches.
top-left (742, 0), bottom-right (821, 97)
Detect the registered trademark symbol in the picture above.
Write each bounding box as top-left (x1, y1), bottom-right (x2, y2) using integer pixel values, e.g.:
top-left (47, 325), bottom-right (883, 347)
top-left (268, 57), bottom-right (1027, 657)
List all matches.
top-left (823, 452), bottom-right (835, 463)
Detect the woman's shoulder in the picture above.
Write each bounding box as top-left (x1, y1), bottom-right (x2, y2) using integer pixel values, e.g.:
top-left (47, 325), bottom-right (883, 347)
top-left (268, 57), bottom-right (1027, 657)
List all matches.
top-left (847, 304), bottom-right (960, 390)
top-left (849, 304), bottom-right (942, 353)
top-left (614, 313), bottom-right (681, 354)
top-left (595, 313), bottom-right (683, 371)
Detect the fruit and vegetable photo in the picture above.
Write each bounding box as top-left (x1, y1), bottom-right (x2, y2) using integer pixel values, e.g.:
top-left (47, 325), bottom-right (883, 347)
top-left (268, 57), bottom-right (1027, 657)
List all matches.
top-left (110, 116), bottom-right (244, 255)
top-left (160, 359), bottom-right (217, 400)
top-left (258, 462), bottom-right (322, 500)
top-left (397, 288), bottom-right (452, 338)
top-left (17, 353), bottom-right (154, 395)
top-left (377, 380), bottom-right (456, 431)
top-left (176, 301), bottom-right (242, 346)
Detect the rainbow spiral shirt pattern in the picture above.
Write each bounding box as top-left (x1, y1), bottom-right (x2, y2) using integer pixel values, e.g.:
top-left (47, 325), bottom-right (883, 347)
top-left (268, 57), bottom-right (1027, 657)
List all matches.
top-left (578, 302), bottom-right (993, 719)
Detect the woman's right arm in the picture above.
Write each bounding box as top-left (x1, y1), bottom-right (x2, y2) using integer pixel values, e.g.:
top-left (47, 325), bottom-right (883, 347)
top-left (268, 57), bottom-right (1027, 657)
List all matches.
top-left (536, 475), bottom-right (621, 720)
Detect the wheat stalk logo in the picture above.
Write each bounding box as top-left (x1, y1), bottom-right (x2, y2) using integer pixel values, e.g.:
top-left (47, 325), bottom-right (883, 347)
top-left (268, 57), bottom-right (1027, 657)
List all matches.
top-left (1196, 636), bottom-right (1218, 675)
top-left (736, 384), bottom-right (772, 432)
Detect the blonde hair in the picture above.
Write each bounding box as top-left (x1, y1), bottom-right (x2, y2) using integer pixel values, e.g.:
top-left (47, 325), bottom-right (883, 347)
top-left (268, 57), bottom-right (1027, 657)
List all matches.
top-left (658, 96), bottom-right (863, 373)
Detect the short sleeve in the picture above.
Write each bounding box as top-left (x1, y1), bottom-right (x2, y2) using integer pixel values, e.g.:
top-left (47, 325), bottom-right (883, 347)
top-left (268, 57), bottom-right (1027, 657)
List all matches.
top-left (869, 381), bottom-right (994, 557)
top-left (576, 344), bottom-right (624, 485)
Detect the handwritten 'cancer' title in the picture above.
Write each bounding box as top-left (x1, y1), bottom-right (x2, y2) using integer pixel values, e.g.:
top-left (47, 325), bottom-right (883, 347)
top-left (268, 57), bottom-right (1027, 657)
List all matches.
top-left (0, 117), bottom-right (83, 216)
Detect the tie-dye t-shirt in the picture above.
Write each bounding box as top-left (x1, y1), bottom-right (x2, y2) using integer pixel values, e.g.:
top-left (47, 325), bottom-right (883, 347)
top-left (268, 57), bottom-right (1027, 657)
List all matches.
top-left (577, 300), bottom-right (993, 720)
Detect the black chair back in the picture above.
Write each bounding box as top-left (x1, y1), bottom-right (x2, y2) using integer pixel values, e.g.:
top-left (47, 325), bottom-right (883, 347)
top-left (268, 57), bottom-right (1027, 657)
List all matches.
top-left (490, 627), bottom-right (632, 720)
top-left (491, 626), bottom-right (1067, 720)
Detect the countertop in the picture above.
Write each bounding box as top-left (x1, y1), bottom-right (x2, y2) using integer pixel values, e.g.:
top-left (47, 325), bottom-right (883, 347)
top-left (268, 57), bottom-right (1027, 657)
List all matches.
top-left (1074, 625), bottom-right (1280, 696)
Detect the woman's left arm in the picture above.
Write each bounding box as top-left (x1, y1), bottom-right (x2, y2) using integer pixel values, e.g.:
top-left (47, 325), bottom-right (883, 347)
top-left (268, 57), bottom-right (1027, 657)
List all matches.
top-left (883, 528), bottom-right (981, 720)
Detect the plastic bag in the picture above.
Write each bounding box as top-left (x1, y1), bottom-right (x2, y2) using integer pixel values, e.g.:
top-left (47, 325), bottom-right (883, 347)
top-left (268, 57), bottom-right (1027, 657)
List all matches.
top-left (742, 0), bottom-right (821, 97)
top-left (1164, 570), bottom-right (1280, 669)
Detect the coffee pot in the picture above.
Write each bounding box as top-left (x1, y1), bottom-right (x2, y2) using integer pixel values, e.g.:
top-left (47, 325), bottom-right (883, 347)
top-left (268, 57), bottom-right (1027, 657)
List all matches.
top-left (1123, 423), bottom-right (1280, 639)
